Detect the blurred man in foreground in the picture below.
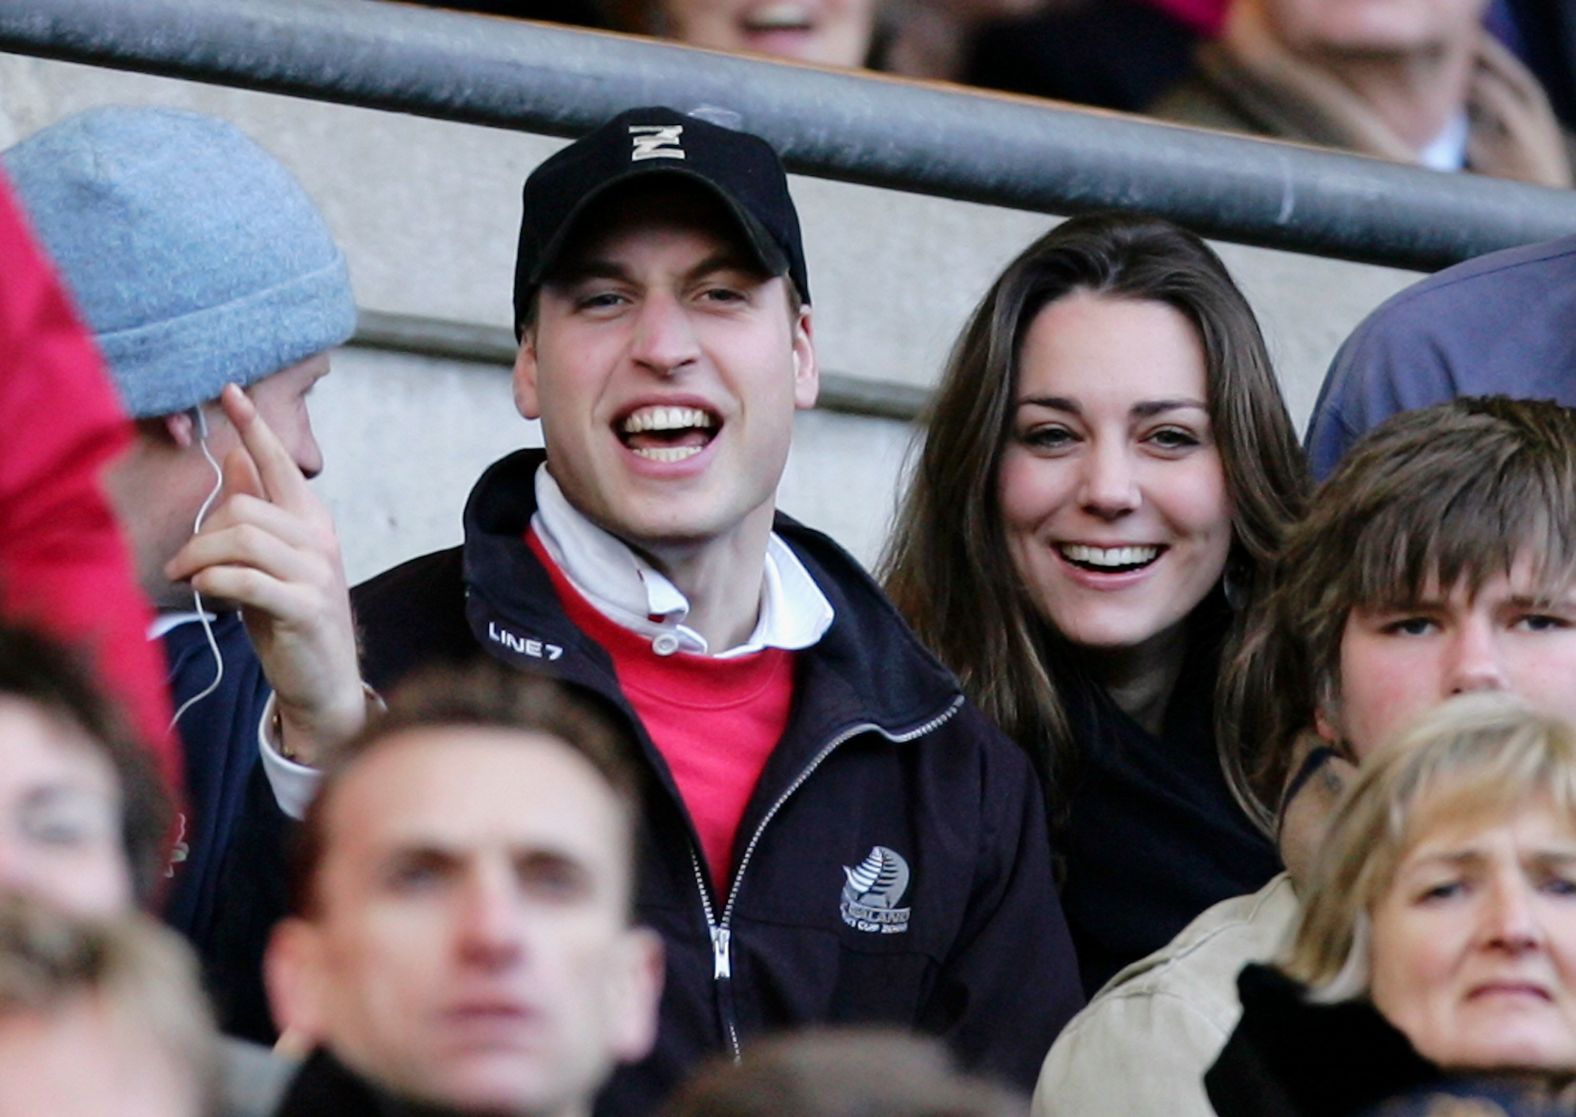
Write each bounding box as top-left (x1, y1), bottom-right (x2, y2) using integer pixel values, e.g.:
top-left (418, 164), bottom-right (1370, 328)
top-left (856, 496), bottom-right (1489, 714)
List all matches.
top-left (266, 663), bottom-right (663, 1117)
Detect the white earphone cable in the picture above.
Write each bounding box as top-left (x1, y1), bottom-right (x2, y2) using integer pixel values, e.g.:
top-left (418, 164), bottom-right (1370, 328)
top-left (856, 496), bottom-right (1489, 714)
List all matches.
top-left (167, 430), bottom-right (226, 732)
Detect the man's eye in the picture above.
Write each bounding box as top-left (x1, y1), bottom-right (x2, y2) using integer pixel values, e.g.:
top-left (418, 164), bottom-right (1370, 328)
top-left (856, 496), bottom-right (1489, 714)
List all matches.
top-left (576, 292), bottom-right (626, 311)
top-left (699, 286), bottom-right (747, 304)
top-left (384, 858), bottom-right (448, 892)
top-left (518, 856), bottom-right (590, 901)
top-left (1540, 873), bottom-right (1576, 897)
top-left (1518, 613), bottom-right (1573, 632)
top-left (1381, 617), bottom-right (1436, 636)
top-left (18, 800), bottom-right (115, 848)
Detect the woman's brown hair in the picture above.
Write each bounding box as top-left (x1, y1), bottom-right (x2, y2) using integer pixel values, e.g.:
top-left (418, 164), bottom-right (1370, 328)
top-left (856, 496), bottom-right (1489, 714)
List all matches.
top-left (880, 212), bottom-right (1306, 817)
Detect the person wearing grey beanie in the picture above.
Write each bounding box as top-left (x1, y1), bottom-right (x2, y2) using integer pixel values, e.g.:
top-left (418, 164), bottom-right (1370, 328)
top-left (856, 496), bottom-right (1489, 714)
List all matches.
top-left (2, 104), bottom-right (373, 1044)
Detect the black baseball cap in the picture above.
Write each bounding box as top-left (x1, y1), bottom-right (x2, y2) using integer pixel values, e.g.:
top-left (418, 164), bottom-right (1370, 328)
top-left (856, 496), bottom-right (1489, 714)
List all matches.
top-left (513, 106), bottom-right (810, 334)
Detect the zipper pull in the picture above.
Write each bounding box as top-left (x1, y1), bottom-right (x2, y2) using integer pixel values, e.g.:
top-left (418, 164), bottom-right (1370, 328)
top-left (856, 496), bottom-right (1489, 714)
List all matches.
top-left (710, 925), bottom-right (732, 980)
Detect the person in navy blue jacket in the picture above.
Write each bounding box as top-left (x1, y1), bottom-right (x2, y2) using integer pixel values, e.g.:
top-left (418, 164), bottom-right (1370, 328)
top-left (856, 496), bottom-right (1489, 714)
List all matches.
top-left (3, 106), bottom-right (375, 1041)
top-left (336, 106), bottom-right (1083, 1114)
top-left (1305, 233), bottom-right (1576, 481)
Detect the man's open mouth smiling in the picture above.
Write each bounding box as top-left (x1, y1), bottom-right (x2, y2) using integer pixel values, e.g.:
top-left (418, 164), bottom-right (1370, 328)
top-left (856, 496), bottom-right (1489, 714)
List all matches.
top-left (618, 404), bottom-right (719, 463)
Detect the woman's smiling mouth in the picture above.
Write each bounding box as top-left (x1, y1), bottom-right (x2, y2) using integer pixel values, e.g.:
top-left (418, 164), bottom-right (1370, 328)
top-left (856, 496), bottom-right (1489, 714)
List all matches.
top-left (1057, 543), bottom-right (1163, 574)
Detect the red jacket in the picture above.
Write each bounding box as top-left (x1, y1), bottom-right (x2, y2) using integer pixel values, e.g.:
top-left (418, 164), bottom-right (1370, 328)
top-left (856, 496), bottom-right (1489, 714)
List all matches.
top-left (0, 171), bottom-right (180, 791)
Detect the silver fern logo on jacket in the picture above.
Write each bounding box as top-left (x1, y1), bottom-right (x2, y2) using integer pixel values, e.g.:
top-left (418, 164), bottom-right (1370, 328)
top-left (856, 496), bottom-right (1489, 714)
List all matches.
top-left (840, 846), bottom-right (912, 934)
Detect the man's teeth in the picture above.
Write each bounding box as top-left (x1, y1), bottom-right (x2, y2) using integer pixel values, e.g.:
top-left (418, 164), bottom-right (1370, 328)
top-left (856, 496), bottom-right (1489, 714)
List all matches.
top-left (623, 406), bottom-right (714, 434)
top-left (1060, 544), bottom-right (1159, 568)
top-left (632, 445), bottom-right (704, 463)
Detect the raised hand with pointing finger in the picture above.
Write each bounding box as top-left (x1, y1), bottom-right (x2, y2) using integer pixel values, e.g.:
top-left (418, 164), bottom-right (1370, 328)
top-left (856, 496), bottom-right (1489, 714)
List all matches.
top-left (165, 384), bottom-right (369, 768)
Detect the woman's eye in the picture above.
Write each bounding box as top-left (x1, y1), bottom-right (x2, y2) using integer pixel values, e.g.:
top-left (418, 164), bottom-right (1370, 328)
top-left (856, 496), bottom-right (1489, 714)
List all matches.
top-left (1021, 425), bottom-right (1076, 450)
top-left (1147, 426), bottom-right (1201, 451)
top-left (18, 799), bottom-right (116, 848)
top-left (23, 818), bottom-right (93, 847)
top-left (1417, 880), bottom-right (1464, 903)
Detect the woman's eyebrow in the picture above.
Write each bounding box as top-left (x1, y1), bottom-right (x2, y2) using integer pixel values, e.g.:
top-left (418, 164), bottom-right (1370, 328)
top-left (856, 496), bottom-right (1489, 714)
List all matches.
top-left (1132, 399), bottom-right (1208, 418)
top-left (1015, 396), bottom-right (1080, 412)
top-left (1013, 397), bottom-right (1208, 416)
top-left (1398, 849), bottom-right (1485, 876)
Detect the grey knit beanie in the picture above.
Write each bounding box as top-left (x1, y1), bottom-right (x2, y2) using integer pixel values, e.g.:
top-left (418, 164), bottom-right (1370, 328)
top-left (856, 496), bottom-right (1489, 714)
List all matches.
top-left (3, 105), bottom-right (356, 419)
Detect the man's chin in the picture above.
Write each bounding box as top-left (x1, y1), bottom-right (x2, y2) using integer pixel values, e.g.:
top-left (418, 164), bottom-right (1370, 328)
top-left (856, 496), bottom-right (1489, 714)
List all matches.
top-left (394, 1072), bottom-right (561, 1117)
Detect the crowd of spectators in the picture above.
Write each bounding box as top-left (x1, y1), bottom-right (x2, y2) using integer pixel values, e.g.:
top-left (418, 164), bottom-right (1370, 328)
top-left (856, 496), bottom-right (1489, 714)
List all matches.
top-left (405, 0), bottom-right (1574, 184)
top-left (5, 4), bottom-right (1576, 1113)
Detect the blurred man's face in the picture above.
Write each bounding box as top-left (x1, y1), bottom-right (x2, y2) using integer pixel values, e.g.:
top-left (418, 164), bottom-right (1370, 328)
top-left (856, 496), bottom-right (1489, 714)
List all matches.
top-left (1261, 0), bottom-right (1490, 56)
top-left (0, 698), bottom-right (130, 917)
top-left (656, 0), bottom-right (877, 67)
top-left (271, 729), bottom-right (661, 1117)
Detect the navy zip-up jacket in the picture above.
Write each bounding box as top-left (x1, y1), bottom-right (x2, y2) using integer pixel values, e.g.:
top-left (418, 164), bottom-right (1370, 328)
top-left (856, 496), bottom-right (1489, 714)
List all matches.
top-left (161, 613), bottom-right (290, 1044)
top-left (352, 449), bottom-right (1084, 1113)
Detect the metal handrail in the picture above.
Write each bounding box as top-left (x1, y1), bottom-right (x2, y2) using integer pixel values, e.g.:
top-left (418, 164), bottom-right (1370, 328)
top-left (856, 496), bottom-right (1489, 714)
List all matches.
top-left (3, 0), bottom-right (1574, 271)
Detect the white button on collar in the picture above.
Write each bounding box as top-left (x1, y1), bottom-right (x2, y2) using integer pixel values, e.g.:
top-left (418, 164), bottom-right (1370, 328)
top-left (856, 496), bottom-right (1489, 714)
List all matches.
top-left (652, 632), bottom-right (681, 656)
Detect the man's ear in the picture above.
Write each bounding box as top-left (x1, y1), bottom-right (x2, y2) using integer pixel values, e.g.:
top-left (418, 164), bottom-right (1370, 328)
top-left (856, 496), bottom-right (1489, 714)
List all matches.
top-left (513, 333), bottom-right (543, 422)
top-left (1313, 692), bottom-right (1339, 744)
top-left (607, 927), bottom-right (665, 1064)
top-left (162, 409), bottom-right (200, 450)
top-left (791, 305), bottom-right (819, 411)
top-left (265, 917), bottom-right (328, 1045)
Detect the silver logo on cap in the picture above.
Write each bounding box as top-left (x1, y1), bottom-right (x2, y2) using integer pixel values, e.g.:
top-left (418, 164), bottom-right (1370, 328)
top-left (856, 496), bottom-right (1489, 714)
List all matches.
top-left (629, 124), bottom-right (686, 162)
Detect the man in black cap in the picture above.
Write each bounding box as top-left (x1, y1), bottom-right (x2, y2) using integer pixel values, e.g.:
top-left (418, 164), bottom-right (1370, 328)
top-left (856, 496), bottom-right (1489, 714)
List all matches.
top-left (326, 107), bottom-right (1081, 1113)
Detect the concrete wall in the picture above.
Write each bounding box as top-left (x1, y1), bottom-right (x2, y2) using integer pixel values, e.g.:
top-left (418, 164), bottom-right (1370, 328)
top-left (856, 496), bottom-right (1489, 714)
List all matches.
top-left (0, 50), bottom-right (1422, 583)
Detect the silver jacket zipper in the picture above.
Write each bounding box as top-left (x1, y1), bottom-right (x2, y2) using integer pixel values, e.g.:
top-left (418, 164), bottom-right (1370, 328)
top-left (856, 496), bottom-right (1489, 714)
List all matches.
top-left (689, 695), bottom-right (964, 1060)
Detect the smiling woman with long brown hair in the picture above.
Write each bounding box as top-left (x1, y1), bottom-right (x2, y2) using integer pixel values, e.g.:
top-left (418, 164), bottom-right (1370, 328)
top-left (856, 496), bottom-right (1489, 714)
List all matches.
top-left (881, 211), bottom-right (1307, 993)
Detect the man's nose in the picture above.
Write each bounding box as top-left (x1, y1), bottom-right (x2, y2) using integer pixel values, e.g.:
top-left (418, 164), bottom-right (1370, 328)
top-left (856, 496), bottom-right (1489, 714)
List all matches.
top-left (296, 430), bottom-right (324, 481)
top-left (629, 294), bottom-right (701, 376)
top-left (1445, 616), bottom-right (1508, 696)
top-left (454, 868), bottom-right (525, 968)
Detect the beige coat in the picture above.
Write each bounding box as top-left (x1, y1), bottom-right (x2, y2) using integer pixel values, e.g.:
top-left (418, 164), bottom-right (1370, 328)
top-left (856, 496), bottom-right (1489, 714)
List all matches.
top-left (1032, 874), bottom-right (1299, 1117)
